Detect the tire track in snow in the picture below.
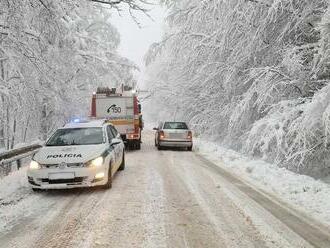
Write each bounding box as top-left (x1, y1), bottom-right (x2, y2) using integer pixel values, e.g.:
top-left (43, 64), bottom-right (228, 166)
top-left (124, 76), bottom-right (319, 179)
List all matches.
top-left (32, 189), bottom-right (108, 248)
top-left (167, 152), bottom-right (267, 248)
top-left (2, 130), bottom-right (328, 248)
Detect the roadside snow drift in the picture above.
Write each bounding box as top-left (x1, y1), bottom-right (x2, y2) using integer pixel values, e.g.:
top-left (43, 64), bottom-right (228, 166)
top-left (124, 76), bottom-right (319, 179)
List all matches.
top-left (0, 168), bottom-right (64, 233)
top-left (195, 138), bottom-right (330, 227)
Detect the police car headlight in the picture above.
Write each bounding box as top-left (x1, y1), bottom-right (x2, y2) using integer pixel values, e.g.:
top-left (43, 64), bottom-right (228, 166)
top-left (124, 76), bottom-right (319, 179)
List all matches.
top-left (88, 156), bottom-right (104, 168)
top-left (29, 160), bottom-right (41, 170)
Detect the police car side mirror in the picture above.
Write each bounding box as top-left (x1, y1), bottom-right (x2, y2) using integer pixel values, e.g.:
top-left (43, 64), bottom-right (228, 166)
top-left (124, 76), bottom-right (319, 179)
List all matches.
top-left (110, 138), bottom-right (121, 147)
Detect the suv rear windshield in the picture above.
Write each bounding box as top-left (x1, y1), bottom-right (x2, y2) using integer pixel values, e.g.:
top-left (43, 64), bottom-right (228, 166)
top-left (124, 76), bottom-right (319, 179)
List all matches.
top-left (163, 122), bottom-right (188, 130)
top-left (46, 128), bottom-right (104, 146)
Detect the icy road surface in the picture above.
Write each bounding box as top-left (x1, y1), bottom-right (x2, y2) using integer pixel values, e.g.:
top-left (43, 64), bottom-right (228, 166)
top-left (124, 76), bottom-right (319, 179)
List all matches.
top-left (1, 132), bottom-right (330, 248)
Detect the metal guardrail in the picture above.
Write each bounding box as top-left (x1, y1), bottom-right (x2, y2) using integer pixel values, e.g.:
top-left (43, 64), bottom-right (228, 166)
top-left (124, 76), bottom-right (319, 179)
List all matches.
top-left (0, 144), bottom-right (42, 161)
top-left (0, 144), bottom-right (42, 176)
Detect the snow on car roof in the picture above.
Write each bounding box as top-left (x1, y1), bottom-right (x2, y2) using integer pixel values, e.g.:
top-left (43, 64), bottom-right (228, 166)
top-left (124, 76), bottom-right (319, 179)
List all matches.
top-left (62, 119), bottom-right (108, 129)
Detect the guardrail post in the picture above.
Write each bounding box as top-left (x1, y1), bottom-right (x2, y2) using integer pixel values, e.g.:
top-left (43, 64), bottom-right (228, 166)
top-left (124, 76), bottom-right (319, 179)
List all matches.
top-left (0, 144), bottom-right (42, 176)
top-left (17, 159), bottom-right (21, 170)
top-left (5, 163), bottom-right (11, 175)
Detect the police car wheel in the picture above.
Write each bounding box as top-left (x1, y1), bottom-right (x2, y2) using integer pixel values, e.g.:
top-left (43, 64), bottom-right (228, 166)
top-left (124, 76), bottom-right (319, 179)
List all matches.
top-left (118, 153), bottom-right (125, 171)
top-left (103, 164), bottom-right (112, 189)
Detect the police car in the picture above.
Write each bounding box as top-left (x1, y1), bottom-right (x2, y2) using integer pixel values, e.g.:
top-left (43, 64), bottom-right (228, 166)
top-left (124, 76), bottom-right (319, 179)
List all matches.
top-left (27, 120), bottom-right (125, 190)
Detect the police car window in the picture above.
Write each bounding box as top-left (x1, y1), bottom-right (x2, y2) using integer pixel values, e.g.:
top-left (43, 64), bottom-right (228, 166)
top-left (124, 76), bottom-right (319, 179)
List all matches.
top-left (46, 128), bottom-right (104, 146)
top-left (107, 126), bottom-right (115, 141)
top-left (163, 122), bottom-right (188, 130)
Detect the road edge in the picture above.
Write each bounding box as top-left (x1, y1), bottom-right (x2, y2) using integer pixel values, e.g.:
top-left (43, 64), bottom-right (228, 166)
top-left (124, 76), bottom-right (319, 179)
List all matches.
top-left (195, 153), bottom-right (330, 248)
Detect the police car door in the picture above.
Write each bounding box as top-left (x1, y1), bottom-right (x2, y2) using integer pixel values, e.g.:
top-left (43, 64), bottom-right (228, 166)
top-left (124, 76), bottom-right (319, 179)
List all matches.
top-left (109, 125), bottom-right (122, 168)
top-left (107, 125), bottom-right (117, 169)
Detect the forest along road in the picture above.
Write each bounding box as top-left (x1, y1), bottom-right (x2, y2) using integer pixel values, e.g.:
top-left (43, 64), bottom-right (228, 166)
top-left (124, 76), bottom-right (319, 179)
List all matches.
top-left (1, 131), bottom-right (330, 248)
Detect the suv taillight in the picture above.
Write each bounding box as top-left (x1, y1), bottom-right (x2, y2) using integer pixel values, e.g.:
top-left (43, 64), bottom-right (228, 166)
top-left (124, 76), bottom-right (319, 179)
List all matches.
top-left (187, 131), bottom-right (192, 139)
top-left (159, 131), bottom-right (165, 140)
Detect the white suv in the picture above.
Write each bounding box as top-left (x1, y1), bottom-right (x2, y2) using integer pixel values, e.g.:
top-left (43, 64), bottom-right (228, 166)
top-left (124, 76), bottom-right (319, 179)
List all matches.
top-left (154, 121), bottom-right (193, 151)
top-left (27, 120), bottom-right (125, 191)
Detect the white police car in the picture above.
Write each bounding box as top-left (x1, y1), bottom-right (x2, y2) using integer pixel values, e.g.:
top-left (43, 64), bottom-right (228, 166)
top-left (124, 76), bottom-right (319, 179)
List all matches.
top-left (27, 120), bottom-right (125, 190)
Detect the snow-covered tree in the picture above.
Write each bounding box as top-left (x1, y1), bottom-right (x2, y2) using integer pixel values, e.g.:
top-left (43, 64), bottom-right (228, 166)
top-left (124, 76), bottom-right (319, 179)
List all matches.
top-left (0, 0), bottom-right (139, 149)
top-left (145, 0), bottom-right (330, 177)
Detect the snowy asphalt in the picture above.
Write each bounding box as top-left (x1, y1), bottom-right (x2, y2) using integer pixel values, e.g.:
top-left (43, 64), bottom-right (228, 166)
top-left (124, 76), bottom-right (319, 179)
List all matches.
top-left (0, 131), bottom-right (330, 248)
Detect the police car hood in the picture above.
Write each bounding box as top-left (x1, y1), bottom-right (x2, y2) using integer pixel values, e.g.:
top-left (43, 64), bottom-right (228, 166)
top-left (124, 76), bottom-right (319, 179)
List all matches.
top-left (34, 144), bottom-right (108, 164)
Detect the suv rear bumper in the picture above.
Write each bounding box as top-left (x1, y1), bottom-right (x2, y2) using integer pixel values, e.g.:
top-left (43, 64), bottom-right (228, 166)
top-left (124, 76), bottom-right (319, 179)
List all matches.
top-left (159, 140), bottom-right (192, 147)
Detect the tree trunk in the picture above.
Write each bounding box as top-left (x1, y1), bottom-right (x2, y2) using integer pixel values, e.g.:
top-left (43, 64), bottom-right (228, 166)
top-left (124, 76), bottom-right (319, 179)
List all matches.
top-left (10, 118), bottom-right (16, 149)
top-left (23, 116), bottom-right (30, 142)
top-left (0, 96), bottom-right (4, 149)
top-left (6, 105), bottom-right (9, 150)
top-left (41, 102), bottom-right (48, 141)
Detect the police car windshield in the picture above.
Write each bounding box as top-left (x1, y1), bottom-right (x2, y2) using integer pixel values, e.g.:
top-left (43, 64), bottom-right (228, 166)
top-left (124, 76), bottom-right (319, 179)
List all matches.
top-left (46, 128), bottom-right (104, 146)
top-left (163, 122), bottom-right (188, 130)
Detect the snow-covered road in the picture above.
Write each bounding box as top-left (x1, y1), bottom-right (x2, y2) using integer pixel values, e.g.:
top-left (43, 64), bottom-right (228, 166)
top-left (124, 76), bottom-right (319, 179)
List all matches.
top-left (0, 131), bottom-right (330, 248)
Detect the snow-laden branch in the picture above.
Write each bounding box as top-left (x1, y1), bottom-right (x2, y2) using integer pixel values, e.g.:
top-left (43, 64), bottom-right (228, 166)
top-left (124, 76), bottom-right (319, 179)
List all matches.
top-left (0, 0), bottom-right (138, 149)
top-left (144, 0), bottom-right (330, 177)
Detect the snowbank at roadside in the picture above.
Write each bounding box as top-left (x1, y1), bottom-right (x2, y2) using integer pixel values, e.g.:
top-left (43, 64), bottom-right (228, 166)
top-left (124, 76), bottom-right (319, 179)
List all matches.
top-left (195, 138), bottom-right (330, 227)
top-left (0, 167), bottom-right (30, 200)
top-left (0, 168), bottom-right (35, 231)
top-left (0, 167), bottom-right (57, 233)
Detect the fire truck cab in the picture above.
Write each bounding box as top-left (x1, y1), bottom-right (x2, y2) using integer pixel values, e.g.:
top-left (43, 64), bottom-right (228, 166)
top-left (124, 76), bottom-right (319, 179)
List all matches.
top-left (91, 87), bottom-right (143, 150)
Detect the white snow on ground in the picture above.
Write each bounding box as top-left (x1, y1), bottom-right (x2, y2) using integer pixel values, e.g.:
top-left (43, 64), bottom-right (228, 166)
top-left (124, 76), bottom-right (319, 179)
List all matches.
top-left (0, 166), bottom-right (62, 233)
top-left (0, 167), bottom-right (38, 231)
top-left (1, 132), bottom-right (330, 236)
top-left (0, 167), bottom-right (29, 200)
top-left (195, 138), bottom-right (330, 227)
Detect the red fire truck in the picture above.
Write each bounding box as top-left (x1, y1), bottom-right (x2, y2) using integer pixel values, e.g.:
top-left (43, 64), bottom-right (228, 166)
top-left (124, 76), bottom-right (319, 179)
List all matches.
top-left (91, 87), bottom-right (143, 150)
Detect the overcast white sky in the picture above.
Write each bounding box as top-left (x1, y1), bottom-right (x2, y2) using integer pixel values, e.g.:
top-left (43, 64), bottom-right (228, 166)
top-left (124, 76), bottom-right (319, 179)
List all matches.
top-left (111, 4), bottom-right (166, 87)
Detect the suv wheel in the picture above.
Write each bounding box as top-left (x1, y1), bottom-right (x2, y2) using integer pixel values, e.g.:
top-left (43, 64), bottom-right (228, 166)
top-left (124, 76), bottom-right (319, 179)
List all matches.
top-left (136, 141), bottom-right (141, 150)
